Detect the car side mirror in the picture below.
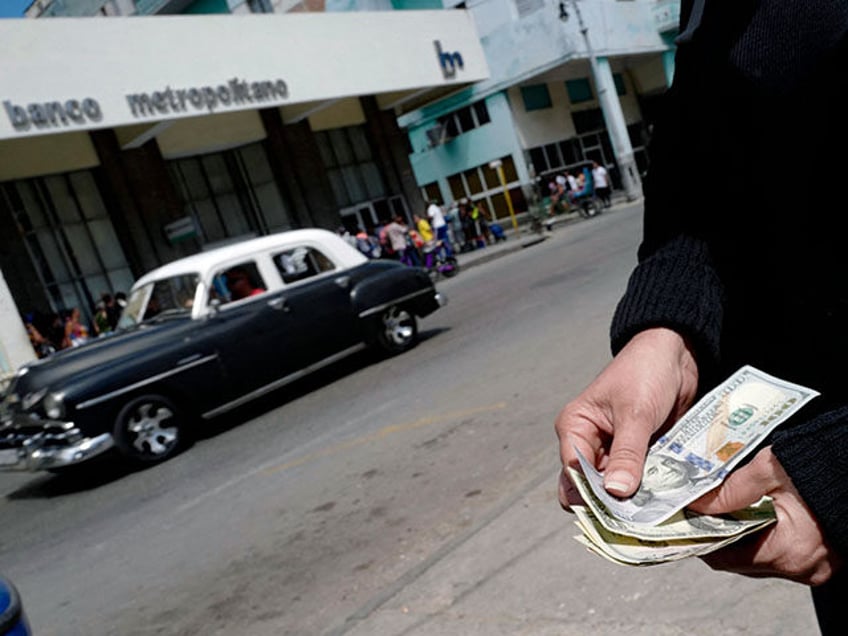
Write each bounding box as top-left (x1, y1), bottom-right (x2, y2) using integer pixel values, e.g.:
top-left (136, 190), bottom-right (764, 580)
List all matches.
top-left (207, 298), bottom-right (222, 318)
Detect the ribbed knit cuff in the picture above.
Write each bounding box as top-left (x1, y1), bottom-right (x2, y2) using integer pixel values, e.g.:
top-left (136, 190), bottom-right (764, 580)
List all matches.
top-left (772, 407), bottom-right (848, 559)
top-left (610, 234), bottom-right (724, 372)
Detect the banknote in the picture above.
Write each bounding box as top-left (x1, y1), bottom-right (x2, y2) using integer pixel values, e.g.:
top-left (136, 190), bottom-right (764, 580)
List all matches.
top-left (572, 506), bottom-right (775, 566)
top-left (566, 466), bottom-right (776, 541)
top-left (575, 365), bottom-right (818, 526)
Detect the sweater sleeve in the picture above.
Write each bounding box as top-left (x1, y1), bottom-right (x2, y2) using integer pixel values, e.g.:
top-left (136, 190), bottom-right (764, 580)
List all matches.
top-left (772, 407), bottom-right (848, 558)
top-left (610, 234), bottom-right (724, 374)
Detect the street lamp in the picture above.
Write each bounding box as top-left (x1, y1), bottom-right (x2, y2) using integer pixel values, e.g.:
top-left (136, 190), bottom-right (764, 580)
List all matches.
top-left (558, 0), bottom-right (641, 201)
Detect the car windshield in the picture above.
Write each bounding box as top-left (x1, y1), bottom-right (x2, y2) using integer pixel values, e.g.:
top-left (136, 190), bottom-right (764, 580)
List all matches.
top-left (118, 274), bottom-right (199, 328)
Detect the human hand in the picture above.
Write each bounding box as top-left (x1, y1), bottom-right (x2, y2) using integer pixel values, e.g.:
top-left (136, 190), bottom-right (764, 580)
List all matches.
top-left (690, 446), bottom-right (842, 586)
top-left (555, 327), bottom-right (699, 508)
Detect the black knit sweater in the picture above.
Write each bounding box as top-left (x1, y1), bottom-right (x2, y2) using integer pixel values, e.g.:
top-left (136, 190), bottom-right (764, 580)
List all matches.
top-left (610, 0), bottom-right (848, 558)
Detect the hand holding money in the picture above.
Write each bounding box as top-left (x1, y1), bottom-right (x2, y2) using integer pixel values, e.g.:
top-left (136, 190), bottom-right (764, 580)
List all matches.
top-left (555, 327), bottom-right (700, 509)
top-left (564, 366), bottom-right (820, 568)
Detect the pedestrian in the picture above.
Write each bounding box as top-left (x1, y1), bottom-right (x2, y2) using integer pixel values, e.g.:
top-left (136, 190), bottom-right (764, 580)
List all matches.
top-left (385, 216), bottom-right (417, 266)
top-left (413, 213), bottom-right (434, 244)
top-left (92, 299), bottom-right (111, 336)
top-left (102, 293), bottom-right (121, 330)
top-left (23, 312), bottom-right (55, 358)
top-left (591, 161), bottom-right (611, 208)
top-left (62, 307), bottom-right (89, 348)
top-left (565, 170), bottom-right (579, 196)
top-left (459, 202), bottom-right (476, 252)
top-left (554, 2), bottom-right (848, 633)
top-left (355, 227), bottom-right (380, 259)
top-left (445, 202), bottom-right (463, 253)
top-left (427, 199), bottom-right (454, 257)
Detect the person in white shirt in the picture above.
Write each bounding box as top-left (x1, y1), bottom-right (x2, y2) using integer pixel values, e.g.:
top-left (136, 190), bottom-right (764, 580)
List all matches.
top-left (591, 161), bottom-right (612, 208)
top-left (426, 200), bottom-right (453, 256)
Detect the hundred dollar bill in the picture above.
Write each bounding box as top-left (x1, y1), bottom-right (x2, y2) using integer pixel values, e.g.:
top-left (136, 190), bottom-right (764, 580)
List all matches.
top-left (566, 466), bottom-right (776, 541)
top-left (576, 365), bottom-right (818, 526)
top-left (572, 506), bottom-right (775, 566)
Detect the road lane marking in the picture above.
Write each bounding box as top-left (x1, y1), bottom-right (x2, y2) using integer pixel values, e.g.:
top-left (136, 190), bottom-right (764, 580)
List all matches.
top-left (262, 401), bottom-right (508, 475)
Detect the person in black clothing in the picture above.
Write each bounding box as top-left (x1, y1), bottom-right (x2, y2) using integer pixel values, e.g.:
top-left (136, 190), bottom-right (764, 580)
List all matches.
top-left (554, 1), bottom-right (848, 632)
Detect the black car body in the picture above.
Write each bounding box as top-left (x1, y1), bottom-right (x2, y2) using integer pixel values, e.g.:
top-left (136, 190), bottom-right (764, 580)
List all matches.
top-left (0, 229), bottom-right (445, 471)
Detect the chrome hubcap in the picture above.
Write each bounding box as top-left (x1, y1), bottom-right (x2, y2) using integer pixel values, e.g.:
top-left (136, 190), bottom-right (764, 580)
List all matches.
top-left (383, 307), bottom-right (413, 346)
top-left (127, 402), bottom-right (178, 456)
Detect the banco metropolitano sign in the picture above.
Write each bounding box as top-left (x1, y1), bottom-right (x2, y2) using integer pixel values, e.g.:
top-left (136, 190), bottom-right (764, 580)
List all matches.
top-left (3, 77), bottom-right (289, 134)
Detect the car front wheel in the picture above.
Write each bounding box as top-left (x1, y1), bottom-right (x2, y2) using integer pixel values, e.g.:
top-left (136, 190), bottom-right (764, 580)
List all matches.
top-left (374, 305), bottom-right (418, 355)
top-left (113, 394), bottom-right (184, 464)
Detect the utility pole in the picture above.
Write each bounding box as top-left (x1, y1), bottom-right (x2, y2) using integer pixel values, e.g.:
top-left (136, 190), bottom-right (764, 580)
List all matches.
top-left (561, 1), bottom-right (641, 201)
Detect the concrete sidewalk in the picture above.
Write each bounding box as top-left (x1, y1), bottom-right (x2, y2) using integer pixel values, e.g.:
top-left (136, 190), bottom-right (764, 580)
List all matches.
top-left (335, 464), bottom-right (817, 635)
top-left (452, 203), bottom-right (606, 272)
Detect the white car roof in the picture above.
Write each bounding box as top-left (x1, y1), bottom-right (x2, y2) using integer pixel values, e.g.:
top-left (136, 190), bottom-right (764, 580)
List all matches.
top-left (132, 228), bottom-right (367, 289)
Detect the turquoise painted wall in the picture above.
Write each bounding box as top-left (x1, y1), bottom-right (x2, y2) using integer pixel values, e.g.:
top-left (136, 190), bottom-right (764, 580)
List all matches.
top-left (409, 92), bottom-right (525, 191)
top-left (184, 0), bottom-right (230, 14)
top-left (391, 0), bottom-right (443, 9)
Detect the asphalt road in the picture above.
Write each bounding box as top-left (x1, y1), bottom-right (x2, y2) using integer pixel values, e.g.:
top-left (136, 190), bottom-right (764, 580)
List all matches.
top-left (0, 204), bottom-right (819, 635)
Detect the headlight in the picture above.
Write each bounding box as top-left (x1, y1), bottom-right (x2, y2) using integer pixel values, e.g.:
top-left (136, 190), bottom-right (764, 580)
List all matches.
top-left (43, 392), bottom-right (66, 420)
top-left (21, 388), bottom-right (47, 410)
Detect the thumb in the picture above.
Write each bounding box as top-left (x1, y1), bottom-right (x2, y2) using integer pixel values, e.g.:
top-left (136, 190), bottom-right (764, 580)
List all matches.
top-left (689, 447), bottom-right (781, 515)
top-left (687, 466), bottom-right (769, 515)
top-left (603, 424), bottom-right (653, 497)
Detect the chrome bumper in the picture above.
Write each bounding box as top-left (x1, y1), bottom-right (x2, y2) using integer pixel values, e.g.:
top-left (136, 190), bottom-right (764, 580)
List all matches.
top-left (0, 429), bottom-right (115, 472)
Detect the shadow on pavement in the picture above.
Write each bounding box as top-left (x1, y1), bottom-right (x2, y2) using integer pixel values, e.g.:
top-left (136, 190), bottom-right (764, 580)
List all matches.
top-left (4, 327), bottom-right (450, 499)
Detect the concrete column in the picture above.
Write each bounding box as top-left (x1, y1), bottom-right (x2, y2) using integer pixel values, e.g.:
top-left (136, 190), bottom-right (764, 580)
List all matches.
top-left (0, 270), bottom-right (35, 378)
top-left (258, 107), bottom-right (309, 228)
top-left (360, 96), bottom-right (424, 217)
top-left (261, 112), bottom-right (338, 230)
top-left (591, 55), bottom-right (641, 200)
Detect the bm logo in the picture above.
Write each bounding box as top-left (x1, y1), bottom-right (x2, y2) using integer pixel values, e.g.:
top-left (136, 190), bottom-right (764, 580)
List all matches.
top-left (435, 41), bottom-right (464, 79)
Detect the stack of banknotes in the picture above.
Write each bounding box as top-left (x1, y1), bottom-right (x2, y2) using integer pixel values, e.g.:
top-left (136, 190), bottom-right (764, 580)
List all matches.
top-left (568, 365), bottom-right (819, 566)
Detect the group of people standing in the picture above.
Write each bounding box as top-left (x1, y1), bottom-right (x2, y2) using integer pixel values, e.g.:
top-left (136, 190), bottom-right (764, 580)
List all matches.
top-left (341, 197), bottom-right (506, 267)
top-left (546, 161), bottom-right (613, 215)
top-left (23, 291), bottom-right (127, 359)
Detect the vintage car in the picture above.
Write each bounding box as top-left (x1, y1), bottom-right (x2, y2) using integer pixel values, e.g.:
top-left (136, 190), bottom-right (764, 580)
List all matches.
top-left (0, 229), bottom-right (445, 472)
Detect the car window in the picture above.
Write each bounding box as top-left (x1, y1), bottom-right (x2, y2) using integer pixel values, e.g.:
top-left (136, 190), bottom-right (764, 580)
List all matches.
top-left (273, 247), bottom-right (336, 284)
top-left (120, 274), bottom-right (199, 326)
top-left (210, 261), bottom-right (267, 305)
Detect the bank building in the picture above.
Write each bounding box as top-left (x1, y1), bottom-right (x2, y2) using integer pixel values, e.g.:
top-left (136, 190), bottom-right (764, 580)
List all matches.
top-left (0, 0), bottom-right (680, 381)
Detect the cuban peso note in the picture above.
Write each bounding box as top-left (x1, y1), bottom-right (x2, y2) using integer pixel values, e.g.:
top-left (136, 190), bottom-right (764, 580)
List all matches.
top-left (576, 365), bottom-right (818, 526)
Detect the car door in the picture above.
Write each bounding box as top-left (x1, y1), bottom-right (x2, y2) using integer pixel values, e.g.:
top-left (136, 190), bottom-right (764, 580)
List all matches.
top-left (271, 245), bottom-right (360, 368)
top-left (204, 259), bottom-right (304, 396)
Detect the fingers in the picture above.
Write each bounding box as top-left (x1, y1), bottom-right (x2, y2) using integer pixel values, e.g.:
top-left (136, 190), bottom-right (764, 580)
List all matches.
top-left (558, 468), bottom-right (584, 511)
top-left (555, 404), bottom-right (607, 470)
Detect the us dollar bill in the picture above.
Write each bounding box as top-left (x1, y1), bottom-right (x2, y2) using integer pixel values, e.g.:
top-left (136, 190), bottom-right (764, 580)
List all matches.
top-left (571, 506), bottom-right (774, 566)
top-left (566, 466), bottom-right (776, 541)
top-left (575, 365), bottom-right (818, 526)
